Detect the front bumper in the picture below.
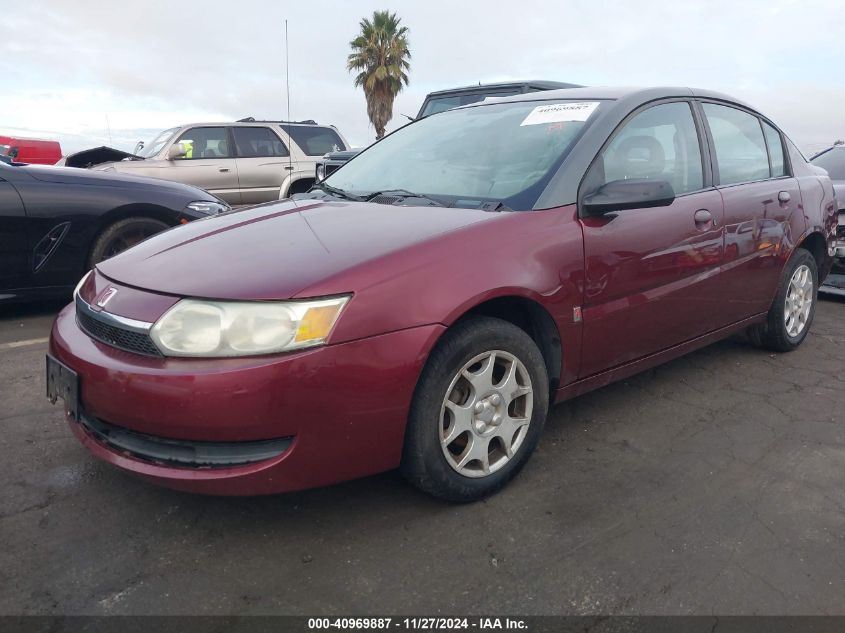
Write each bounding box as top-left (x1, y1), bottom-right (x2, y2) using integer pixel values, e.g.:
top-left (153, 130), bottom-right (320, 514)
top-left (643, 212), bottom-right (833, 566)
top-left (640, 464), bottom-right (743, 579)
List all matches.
top-left (50, 303), bottom-right (444, 495)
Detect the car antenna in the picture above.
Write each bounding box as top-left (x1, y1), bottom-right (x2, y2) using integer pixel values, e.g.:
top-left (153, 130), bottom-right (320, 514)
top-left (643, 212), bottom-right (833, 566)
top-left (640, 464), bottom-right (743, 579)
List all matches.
top-left (285, 18), bottom-right (294, 183)
top-left (105, 113), bottom-right (113, 146)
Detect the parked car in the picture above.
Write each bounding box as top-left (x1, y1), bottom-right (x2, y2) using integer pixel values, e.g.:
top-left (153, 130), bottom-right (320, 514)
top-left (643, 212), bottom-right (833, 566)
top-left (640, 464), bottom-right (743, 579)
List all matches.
top-left (88, 119), bottom-right (349, 206)
top-left (417, 79), bottom-right (582, 119)
top-left (0, 159), bottom-right (227, 303)
top-left (48, 86), bottom-right (836, 501)
top-left (810, 143), bottom-right (845, 295)
top-left (314, 80), bottom-right (581, 181)
top-left (0, 136), bottom-right (62, 165)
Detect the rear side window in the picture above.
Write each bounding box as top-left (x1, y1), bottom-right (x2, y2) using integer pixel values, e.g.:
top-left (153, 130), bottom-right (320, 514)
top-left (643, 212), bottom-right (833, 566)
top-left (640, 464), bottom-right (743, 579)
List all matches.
top-left (702, 103), bottom-right (770, 185)
top-left (279, 125), bottom-right (346, 156)
top-left (586, 101), bottom-right (704, 196)
top-left (174, 127), bottom-right (231, 159)
top-left (233, 127), bottom-right (289, 158)
top-left (762, 121), bottom-right (786, 177)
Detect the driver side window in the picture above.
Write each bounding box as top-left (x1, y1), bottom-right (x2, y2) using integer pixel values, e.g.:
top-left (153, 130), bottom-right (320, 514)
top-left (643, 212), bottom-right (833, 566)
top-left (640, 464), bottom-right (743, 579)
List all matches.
top-left (173, 127), bottom-right (230, 160)
top-left (585, 101), bottom-right (704, 197)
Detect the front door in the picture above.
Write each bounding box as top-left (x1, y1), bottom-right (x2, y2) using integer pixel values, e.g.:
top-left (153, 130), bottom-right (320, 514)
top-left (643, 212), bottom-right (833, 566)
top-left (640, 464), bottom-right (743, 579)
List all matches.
top-left (579, 100), bottom-right (725, 377)
top-left (0, 178), bottom-right (30, 293)
top-left (167, 126), bottom-right (241, 205)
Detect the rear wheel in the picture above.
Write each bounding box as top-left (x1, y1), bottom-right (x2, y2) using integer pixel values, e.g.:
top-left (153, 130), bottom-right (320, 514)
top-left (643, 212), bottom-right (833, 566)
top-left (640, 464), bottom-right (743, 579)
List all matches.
top-left (401, 316), bottom-right (549, 502)
top-left (748, 248), bottom-right (818, 352)
top-left (88, 217), bottom-right (169, 267)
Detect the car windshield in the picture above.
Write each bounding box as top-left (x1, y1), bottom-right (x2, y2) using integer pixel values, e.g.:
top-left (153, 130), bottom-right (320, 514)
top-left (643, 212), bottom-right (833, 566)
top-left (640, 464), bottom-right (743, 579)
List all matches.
top-left (811, 147), bottom-right (845, 180)
top-left (137, 127), bottom-right (179, 158)
top-left (324, 99), bottom-right (602, 210)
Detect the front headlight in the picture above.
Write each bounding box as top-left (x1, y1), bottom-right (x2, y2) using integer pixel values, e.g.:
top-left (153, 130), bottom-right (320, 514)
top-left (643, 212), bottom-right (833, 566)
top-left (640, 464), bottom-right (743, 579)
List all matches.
top-left (315, 163), bottom-right (326, 181)
top-left (186, 200), bottom-right (229, 215)
top-left (149, 296), bottom-right (350, 357)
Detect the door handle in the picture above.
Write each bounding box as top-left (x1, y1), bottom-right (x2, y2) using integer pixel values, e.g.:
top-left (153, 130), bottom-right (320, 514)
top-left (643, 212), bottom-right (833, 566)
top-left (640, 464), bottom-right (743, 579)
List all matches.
top-left (694, 208), bottom-right (716, 229)
top-left (284, 166), bottom-right (294, 171)
top-left (219, 168), bottom-right (230, 173)
top-left (778, 191), bottom-right (791, 204)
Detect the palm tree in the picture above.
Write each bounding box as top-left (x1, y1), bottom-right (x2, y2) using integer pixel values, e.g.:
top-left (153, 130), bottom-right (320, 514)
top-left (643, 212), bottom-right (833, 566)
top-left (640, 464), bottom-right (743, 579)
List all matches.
top-left (347, 10), bottom-right (411, 140)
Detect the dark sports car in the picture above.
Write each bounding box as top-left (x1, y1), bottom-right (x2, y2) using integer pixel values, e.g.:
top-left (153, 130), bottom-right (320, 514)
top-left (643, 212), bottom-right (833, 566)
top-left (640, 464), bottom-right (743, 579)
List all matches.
top-left (0, 159), bottom-right (228, 302)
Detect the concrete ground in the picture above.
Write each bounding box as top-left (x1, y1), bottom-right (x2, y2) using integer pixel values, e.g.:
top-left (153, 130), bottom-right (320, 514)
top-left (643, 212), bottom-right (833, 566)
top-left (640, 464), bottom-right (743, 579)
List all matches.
top-left (1, 297), bottom-right (843, 616)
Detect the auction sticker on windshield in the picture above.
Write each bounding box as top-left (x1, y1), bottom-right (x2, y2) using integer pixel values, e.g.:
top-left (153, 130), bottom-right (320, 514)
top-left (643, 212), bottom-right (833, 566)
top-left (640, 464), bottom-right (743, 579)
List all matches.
top-left (520, 102), bottom-right (600, 126)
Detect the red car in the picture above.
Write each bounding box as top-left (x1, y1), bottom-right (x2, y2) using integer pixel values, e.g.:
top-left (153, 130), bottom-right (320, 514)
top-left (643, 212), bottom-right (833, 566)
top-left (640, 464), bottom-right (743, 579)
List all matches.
top-left (0, 136), bottom-right (62, 165)
top-left (48, 87), bottom-right (837, 501)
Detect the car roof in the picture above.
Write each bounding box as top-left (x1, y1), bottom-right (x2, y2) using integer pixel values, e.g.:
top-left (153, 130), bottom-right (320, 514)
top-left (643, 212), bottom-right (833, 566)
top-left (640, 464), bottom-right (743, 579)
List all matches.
top-left (173, 121), bottom-right (333, 129)
top-left (425, 80), bottom-right (581, 97)
top-left (476, 85), bottom-right (755, 111)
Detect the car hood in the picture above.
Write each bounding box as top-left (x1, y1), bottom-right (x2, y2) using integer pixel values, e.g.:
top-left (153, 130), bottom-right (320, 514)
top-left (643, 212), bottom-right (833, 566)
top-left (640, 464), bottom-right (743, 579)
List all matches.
top-left (61, 145), bottom-right (143, 168)
top-left (96, 199), bottom-right (499, 300)
top-left (323, 149), bottom-right (362, 161)
top-left (21, 162), bottom-right (207, 194)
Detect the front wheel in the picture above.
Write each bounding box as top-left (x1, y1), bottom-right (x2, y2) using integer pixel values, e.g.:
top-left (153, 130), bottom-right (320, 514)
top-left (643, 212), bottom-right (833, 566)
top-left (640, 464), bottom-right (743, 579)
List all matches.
top-left (401, 316), bottom-right (549, 502)
top-left (88, 217), bottom-right (169, 267)
top-left (748, 248), bottom-right (818, 352)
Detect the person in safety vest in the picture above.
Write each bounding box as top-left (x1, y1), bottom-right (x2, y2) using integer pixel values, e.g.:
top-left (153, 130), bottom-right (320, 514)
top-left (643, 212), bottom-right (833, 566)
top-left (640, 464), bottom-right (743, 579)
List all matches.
top-left (180, 140), bottom-right (193, 159)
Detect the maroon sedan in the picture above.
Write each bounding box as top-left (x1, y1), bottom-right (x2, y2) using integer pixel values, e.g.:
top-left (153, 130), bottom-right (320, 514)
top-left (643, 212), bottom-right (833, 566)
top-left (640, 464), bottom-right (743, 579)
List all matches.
top-left (48, 87), bottom-right (837, 501)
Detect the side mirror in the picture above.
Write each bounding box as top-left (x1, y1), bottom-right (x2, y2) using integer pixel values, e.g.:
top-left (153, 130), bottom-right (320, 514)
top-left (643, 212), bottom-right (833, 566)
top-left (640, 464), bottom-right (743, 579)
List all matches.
top-left (582, 178), bottom-right (675, 216)
top-left (133, 141), bottom-right (145, 154)
top-left (167, 143), bottom-right (187, 160)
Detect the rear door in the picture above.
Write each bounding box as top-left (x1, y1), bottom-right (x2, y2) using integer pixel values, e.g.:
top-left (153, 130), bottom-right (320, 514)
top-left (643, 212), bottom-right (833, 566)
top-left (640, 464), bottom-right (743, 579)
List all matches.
top-left (0, 173), bottom-right (30, 293)
top-left (699, 102), bottom-right (803, 325)
top-left (167, 126), bottom-right (241, 205)
top-left (578, 100), bottom-right (725, 376)
top-left (232, 126), bottom-right (291, 204)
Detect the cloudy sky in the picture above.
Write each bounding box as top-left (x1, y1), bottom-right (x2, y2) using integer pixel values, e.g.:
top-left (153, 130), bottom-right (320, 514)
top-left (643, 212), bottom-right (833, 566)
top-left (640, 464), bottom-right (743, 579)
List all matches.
top-left (1, 0), bottom-right (842, 155)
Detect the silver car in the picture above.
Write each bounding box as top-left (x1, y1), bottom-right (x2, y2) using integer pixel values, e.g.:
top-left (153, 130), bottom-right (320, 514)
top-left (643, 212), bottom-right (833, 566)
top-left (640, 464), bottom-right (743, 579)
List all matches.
top-left (95, 120), bottom-right (349, 206)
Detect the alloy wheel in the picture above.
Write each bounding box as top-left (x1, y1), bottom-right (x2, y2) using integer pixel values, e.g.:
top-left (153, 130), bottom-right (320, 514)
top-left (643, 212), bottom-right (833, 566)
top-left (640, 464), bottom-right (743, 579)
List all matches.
top-left (784, 264), bottom-right (813, 338)
top-left (439, 350), bottom-right (533, 478)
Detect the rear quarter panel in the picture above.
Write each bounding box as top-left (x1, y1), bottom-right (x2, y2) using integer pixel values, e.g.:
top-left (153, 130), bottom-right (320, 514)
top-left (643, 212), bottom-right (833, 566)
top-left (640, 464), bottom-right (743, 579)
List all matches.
top-left (792, 144), bottom-right (837, 278)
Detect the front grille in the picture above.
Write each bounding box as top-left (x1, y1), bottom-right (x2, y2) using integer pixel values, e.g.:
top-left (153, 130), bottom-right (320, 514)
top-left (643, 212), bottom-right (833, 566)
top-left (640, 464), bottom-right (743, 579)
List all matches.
top-left (324, 163), bottom-right (341, 177)
top-left (77, 309), bottom-right (162, 357)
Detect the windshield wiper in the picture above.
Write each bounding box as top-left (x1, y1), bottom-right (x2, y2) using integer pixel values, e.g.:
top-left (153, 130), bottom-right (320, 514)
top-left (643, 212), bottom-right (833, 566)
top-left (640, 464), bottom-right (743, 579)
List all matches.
top-left (310, 182), bottom-right (365, 202)
top-left (364, 189), bottom-right (447, 207)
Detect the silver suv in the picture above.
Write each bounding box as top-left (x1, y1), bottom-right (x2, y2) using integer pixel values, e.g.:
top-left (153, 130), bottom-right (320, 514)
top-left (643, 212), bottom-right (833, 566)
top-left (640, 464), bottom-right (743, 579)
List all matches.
top-left (95, 119), bottom-right (349, 205)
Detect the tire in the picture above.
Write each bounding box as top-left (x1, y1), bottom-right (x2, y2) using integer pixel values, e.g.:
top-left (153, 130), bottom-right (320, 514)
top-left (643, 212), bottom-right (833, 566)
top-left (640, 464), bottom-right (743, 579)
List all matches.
top-left (88, 217), bottom-right (169, 267)
top-left (401, 316), bottom-right (549, 502)
top-left (748, 248), bottom-right (818, 352)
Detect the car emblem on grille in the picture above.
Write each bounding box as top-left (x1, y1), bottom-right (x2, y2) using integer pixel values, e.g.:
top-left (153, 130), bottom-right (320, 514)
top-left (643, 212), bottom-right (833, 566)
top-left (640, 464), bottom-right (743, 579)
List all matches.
top-left (95, 287), bottom-right (118, 309)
